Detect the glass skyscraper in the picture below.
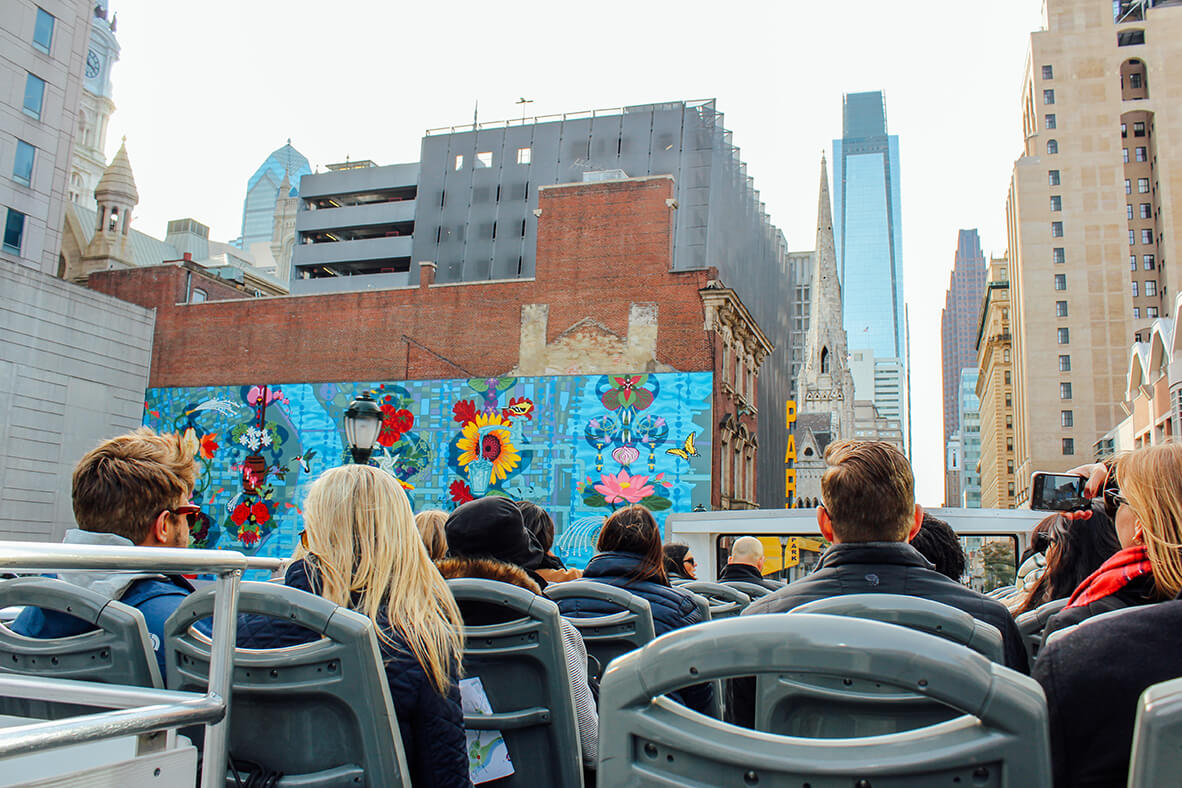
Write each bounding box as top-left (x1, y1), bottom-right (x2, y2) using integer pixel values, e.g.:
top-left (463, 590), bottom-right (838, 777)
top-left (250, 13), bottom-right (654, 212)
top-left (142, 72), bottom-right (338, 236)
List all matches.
top-left (832, 90), bottom-right (910, 452)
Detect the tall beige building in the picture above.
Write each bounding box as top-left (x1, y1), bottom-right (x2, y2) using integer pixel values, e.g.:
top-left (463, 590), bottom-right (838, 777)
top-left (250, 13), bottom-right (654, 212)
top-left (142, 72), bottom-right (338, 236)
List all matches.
top-left (976, 256), bottom-right (1017, 509)
top-left (1007, 0), bottom-right (1182, 504)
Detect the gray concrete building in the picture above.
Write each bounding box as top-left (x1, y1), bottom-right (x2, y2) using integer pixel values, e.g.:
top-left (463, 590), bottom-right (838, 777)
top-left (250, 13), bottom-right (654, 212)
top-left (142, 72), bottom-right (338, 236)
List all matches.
top-left (2, 0), bottom-right (91, 275)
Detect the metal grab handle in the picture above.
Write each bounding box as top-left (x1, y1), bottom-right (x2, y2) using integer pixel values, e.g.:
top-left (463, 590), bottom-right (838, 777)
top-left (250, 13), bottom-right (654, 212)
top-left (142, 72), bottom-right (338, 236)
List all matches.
top-left (464, 707), bottom-right (552, 730)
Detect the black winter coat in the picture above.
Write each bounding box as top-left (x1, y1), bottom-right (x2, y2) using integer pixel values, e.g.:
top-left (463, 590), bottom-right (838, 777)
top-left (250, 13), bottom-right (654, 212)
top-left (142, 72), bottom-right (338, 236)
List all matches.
top-left (726, 542), bottom-right (1030, 728)
top-left (557, 551), bottom-right (715, 715)
top-left (235, 559), bottom-right (470, 788)
top-left (718, 562), bottom-right (784, 591)
top-left (1042, 573), bottom-right (1158, 640)
top-left (1034, 593), bottom-right (1182, 787)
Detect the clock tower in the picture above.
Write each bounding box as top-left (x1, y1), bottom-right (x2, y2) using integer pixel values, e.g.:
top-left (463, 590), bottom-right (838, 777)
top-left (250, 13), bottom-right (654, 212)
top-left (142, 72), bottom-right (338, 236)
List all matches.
top-left (70, 2), bottom-right (121, 208)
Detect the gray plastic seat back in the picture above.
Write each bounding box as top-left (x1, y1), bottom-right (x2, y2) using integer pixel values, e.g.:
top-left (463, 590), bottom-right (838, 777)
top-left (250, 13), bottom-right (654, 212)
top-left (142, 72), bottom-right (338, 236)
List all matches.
top-left (1016, 597), bottom-right (1069, 662)
top-left (987, 585), bottom-right (1017, 598)
top-left (720, 580), bottom-right (775, 599)
top-left (755, 594), bottom-right (1005, 736)
top-left (544, 580), bottom-right (655, 676)
top-left (1128, 676), bottom-right (1182, 788)
top-left (597, 614), bottom-right (1051, 786)
top-left (0, 576), bottom-right (161, 719)
top-left (679, 581), bottom-right (749, 619)
top-left (1044, 604), bottom-right (1144, 650)
top-left (447, 578), bottom-right (584, 788)
top-left (166, 581), bottom-right (410, 787)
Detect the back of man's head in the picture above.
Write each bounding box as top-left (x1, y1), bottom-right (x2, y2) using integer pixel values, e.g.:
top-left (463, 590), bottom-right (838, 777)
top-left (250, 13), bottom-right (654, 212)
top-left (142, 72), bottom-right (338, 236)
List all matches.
top-left (821, 440), bottom-right (915, 542)
top-left (729, 536), bottom-right (764, 566)
top-left (73, 428), bottom-right (197, 545)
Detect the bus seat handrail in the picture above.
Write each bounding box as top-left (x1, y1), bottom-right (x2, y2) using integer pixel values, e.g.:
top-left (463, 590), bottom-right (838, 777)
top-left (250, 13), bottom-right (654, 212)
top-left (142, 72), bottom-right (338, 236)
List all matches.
top-left (0, 540), bottom-right (281, 573)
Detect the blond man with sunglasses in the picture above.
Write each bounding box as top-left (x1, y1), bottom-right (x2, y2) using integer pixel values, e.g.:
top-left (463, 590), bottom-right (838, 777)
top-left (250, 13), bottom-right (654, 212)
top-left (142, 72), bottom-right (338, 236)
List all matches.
top-left (10, 428), bottom-right (200, 674)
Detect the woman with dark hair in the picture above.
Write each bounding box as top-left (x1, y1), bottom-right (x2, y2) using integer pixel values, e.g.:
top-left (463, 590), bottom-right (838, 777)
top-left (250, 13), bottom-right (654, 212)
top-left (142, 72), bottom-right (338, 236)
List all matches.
top-left (516, 500), bottom-right (581, 582)
top-left (662, 542), bottom-right (697, 581)
top-left (556, 505), bottom-right (713, 715)
top-left (1014, 503), bottom-right (1120, 616)
top-left (909, 513), bottom-right (966, 582)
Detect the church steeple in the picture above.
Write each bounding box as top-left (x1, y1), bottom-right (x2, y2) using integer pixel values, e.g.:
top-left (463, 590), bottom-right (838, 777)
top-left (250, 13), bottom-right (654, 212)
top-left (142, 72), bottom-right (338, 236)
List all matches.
top-left (798, 155), bottom-right (856, 435)
top-left (74, 139), bottom-right (138, 280)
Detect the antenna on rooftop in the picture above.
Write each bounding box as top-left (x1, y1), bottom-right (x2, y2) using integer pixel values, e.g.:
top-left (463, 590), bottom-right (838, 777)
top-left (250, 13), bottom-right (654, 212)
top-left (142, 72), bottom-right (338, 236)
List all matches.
top-left (516, 97), bottom-right (534, 121)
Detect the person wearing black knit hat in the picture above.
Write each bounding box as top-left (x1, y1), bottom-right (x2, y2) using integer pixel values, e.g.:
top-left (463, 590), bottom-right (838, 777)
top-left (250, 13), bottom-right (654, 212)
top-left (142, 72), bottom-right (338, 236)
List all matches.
top-left (437, 496), bottom-right (599, 768)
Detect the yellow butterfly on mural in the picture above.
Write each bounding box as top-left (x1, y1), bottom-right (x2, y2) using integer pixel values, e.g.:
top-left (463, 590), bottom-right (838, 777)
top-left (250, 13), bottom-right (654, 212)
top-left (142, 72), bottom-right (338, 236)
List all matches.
top-left (666, 432), bottom-right (700, 461)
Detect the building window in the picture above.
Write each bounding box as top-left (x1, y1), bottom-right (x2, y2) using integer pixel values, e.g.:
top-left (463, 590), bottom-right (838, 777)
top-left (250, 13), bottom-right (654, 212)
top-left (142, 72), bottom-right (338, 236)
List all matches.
top-left (1142, 228), bottom-right (1153, 244)
top-left (1131, 72), bottom-right (1143, 89)
top-left (1062, 438), bottom-right (1075, 455)
top-left (1125, 179), bottom-right (1133, 194)
top-left (1005, 392), bottom-right (1013, 407)
top-left (1053, 247), bottom-right (1065, 263)
top-left (1056, 300), bottom-right (1069, 317)
top-left (1134, 307), bottom-right (1142, 319)
top-left (23, 73), bottom-right (46, 120)
top-left (1132, 281), bottom-right (1140, 297)
top-left (1123, 148), bottom-right (1130, 163)
top-left (1061, 410), bottom-right (1074, 428)
top-left (1128, 204), bottom-right (1135, 220)
top-left (1045, 114), bottom-right (1057, 129)
top-left (1004, 348), bottom-right (1011, 362)
top-left (1049, 169), bottom-right (1060, 186)
top-left (3, 208), bottom-right (26, 255)
top-left (1043, 89), bottom-right (1055, 104)
top-left (32, 8), bottom-right (54, 53)
top-left (1146, 280), bottom-right (1157, 296)
top-left (1005, 370), bottom-right (1012, 384)
top-left (1042, 64), bottom-right (1054, 79)
top-left (1134, 121), bottom-right (1146, 137)
top-left (475, 151), bottom-right (493, 168)
top-left (1140, 203), bottom-right (1152, 219)
top-left (1047, 139), bottom-right (1059, 154)
top-left (1148, 306), bottom-right (1159, 318)
top-left (1051, 222), bottom-right (1064, 237)
top-left (12, 140), bottom-right (34, 187)
top-left (1060, 382), bottom-right (1073, 399)
top-left (1051, 195), bottom-right (1062, 211)
top-left (1136, 146), bottom-right (1147, 162)
top-left (1008, 482), bottom-right (1016, 496)
top-left (1145, 254), bottom-right (1156, 269)
top-left (1130, 229), bottom-right (1137, 246)
top-left (1007, 460), bottom-right (1015, 474)
top-left (516, 147), bottom-right (531, 165)
top-left (1058, 327), bottom-right (1070, 344)
top-left (1007, 437), bottom-right (1014, 451)
top-left (1054, 273), bottom-right (1066, 290)
top-left (1059, 354), bottom-right (1071, 371)
top-left (1131, 255), bottom-right (1138, 270)
top-left (1006, 415), bottom-right (1014, 429)
top-left (1122, 122), bottom-right (1128, 138)
top-left (454, 154), bottom-right (464, 170)
top-left (190, 288), bottom-right (207, 304)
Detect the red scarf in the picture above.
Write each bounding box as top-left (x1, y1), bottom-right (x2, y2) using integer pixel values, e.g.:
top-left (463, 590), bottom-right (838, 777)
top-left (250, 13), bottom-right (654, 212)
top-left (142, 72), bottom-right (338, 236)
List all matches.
top-left (1066, 545), bottom-right (1153, 609)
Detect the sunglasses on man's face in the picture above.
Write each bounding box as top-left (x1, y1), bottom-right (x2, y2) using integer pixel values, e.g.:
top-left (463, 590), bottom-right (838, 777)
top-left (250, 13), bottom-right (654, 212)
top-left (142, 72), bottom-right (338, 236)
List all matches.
top-left (165, 504), bottom-right (202, 528)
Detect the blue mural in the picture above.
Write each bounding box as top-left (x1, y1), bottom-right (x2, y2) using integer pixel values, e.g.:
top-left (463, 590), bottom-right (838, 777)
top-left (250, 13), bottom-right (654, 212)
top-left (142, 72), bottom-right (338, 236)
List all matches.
top-left (143, 373), bottom-right (713, 568)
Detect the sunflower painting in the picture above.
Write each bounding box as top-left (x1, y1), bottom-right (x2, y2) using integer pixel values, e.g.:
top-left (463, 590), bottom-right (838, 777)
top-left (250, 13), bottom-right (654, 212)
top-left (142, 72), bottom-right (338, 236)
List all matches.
top-left (455, 411), bottom-right (521, 485)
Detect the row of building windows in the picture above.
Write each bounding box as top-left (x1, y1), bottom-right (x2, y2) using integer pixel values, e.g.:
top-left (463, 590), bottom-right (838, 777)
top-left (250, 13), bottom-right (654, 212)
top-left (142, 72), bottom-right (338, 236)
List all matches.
top-left (1133, 306), bottom-right (1160, 319)
top-left (1128, 203), bottom-right (1153, 219)
top-left (1130, 229), bottom-right (1157, 245)
top-left (1130, 280), bottom-right (1158, 297)
top-left (1130, 254), bottom-right (1156, 270)
top-left (1125, 178), bottom-right (1152, 194)
top-left (1121, 121), bottom-right (1147, 138)
top-left (1123, 146), bottom-right (1148, 162)
top-left (454, 147), bottom-right (533, 171)
top-left (4, 8), bottom-right (59, 259)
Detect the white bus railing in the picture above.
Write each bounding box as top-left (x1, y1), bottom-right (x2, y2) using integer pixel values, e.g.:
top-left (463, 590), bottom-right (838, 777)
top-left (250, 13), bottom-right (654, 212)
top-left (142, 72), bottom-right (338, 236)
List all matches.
top-left (0, 541), bottom-right (282, 788)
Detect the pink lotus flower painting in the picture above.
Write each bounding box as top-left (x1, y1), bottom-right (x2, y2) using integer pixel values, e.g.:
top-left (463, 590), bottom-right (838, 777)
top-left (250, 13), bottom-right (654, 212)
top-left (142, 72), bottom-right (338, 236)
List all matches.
top-left (593, 470), bottom-right (655, 505)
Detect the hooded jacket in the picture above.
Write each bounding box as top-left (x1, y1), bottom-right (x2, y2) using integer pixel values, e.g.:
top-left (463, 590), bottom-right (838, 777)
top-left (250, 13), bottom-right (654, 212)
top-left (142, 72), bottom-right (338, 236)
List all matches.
top-left (726, 541), bottom-right (1030, 728)
top-left (556, 551), bottom-right (715, 716)
top-left (437, 556), bottom-right (599, 766)
top-left (235, 559), bottom-right (470, 788)
top-left (9, 529), bottom-right (194, 676)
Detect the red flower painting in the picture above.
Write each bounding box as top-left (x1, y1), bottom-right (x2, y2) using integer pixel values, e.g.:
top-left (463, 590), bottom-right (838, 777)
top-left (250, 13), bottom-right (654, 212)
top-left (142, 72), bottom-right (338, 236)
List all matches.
top-left (449, 479), bottom-right (475, 504)
top-left (378, 402), bottom-right (415, 447)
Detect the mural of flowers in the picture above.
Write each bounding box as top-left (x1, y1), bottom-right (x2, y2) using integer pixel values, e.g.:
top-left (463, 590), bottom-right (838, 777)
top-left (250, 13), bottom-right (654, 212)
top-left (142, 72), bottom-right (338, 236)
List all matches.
top-left (378, 399), bottom-right (414, 447)
top-left (456, 412), bottom-right (520, 484)
top-left (231, 497), bottom-right (272, 546)
top-left (594, 470), bottom-right (655, 504)
top-left (602, 375), bottom-right (655, 412)
top-left (449, 479), bottom-right (475, 504)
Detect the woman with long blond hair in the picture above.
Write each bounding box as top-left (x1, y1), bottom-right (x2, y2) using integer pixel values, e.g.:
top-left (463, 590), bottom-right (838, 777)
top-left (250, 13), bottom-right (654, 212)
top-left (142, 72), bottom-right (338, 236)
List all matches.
top-left (414, 508), bottom-right (449, 560)
top-left (238, 465), bottom-right (469, 787)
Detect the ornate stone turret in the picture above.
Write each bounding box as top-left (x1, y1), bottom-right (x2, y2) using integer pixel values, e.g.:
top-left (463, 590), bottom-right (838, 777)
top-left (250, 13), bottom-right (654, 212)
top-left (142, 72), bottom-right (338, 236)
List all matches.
top-left (798, 154), bottom-right (856, 438)
top-left (75, 139), bottom-right (138, 281)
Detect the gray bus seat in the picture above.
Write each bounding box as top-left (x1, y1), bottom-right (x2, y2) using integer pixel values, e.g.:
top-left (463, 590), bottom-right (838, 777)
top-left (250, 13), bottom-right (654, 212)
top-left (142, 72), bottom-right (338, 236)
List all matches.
top-left (753, 594), bottom-right (1005, 736)
top-left (1128, 676), bottom-right (1182, 788)
top-left (719, 580), bottom-right (776, 599)
top-left (166, 581), bottom-right (410, 787)
top-left (544, 580), bottom-right (656, 680)
top-left (1016, 597), bottom-right (1069, 663)
top-left (1043, 604), bottom-right (1145, 650)
top-left (987, 584), bottom-right (1017, 598)
top-left (447, 578), bottom-right (584, 788)
top-left (679, 581), bottom-right (749, 620)
top-left (597, 614), bottom-right (1051, 786)
top-left (0, 576), bottom-right (161, 719)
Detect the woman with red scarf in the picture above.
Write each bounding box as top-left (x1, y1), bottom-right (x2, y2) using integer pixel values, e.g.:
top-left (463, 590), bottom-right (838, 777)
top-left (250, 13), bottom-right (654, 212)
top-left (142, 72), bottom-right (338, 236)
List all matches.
top-left (1034, 444), bottom-right (1182, 787)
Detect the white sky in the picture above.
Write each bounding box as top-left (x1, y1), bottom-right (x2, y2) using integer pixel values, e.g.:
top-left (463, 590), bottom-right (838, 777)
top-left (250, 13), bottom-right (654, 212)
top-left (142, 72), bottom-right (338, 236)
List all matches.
top-left (103, 0), bottom-right (1048, 506)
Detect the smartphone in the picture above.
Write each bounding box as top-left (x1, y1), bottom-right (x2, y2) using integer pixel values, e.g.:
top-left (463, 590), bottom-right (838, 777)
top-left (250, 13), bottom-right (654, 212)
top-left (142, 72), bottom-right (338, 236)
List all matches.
top-left (1031, 472), bottom-right (1090, 512)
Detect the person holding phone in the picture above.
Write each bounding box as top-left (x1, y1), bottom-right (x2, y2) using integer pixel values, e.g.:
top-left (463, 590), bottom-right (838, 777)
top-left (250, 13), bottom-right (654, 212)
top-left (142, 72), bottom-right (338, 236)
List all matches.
top-left (1034, 443), bottom-right (1182, 786)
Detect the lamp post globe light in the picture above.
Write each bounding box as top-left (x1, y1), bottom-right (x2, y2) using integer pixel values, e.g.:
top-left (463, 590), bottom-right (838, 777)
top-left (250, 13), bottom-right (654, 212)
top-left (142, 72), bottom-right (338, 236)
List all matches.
top-left (344, 392), bottom-right (383, 465)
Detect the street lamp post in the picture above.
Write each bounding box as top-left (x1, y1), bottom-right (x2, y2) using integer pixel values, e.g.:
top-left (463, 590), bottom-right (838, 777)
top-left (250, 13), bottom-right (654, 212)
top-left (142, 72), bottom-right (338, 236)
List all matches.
top-left (343, 393), bottom-right (383, 465)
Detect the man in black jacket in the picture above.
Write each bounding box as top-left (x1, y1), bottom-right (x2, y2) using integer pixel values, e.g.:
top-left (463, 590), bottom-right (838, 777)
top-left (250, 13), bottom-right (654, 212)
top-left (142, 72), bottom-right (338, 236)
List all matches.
top-left (718, 536), bottom-right (785, 590)
top-left (1034, 594), bottom-right (1182, 787)
top-left (727, 440), bottom-right (1029, 728)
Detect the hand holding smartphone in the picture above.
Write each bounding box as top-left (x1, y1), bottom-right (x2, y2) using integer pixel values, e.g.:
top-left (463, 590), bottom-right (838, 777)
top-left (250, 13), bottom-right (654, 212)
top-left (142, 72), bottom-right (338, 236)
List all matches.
top-left (1030, 472), bottom-right (1091, 512)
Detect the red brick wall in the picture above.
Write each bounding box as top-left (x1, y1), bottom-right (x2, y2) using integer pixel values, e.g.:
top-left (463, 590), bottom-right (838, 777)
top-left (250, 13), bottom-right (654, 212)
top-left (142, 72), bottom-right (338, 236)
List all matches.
top-left (89, 263), bottom-right (246, 311)
top-left (88, 177), bottom-right (717, 389)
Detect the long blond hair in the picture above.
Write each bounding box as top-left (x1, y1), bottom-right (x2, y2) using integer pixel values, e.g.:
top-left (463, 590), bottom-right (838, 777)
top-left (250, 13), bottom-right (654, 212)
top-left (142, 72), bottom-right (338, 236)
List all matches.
top-left (1116, 442), bottom-right (1182, 599)
top-left (293, 465), bottom-right (463, 693)
top-left (414, 509), bottom-right (448, 560)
